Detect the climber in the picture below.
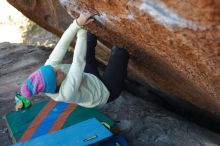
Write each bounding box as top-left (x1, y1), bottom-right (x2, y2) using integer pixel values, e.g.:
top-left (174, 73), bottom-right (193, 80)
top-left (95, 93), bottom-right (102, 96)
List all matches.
top-left (17, 12), bottom-right (129, 108)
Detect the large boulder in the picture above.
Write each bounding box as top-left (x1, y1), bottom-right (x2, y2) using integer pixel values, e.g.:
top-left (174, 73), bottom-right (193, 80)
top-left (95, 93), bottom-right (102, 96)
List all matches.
top-left (7, 0), bottom-right (220, 116)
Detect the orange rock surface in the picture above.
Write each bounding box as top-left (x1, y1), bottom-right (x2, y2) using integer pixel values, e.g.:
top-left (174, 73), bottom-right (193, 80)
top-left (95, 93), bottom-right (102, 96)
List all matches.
top-left (8, 0), bottom-right (220, 115)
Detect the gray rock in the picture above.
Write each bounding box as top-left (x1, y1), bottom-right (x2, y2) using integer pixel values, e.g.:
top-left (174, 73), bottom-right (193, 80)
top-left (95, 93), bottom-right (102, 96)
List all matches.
top-left (101, 92), bottom-right (220, 146)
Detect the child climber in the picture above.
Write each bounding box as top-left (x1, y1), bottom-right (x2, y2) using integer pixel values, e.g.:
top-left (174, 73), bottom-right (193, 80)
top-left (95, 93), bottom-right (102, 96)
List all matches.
top-left (18, 12), bottom-right (129, 108)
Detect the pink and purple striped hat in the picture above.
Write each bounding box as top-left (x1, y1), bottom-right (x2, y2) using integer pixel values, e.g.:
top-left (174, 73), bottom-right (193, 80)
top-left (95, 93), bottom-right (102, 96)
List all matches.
top-left (20, 65), bottom-right (56, 98)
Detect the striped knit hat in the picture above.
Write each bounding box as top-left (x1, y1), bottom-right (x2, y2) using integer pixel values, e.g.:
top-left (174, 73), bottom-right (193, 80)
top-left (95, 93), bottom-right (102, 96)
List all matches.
top-left (20, 65), bottom-right (56, 98)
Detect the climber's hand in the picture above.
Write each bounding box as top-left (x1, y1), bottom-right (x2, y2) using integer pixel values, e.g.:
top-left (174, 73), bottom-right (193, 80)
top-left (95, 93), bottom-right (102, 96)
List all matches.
top-left (76, 12), bottom-right (94, 26)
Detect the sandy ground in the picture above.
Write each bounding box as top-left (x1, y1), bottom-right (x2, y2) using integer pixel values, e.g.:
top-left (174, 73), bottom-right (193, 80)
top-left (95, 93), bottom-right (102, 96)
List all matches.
top-left (1, 42), bottom-right (220, 146)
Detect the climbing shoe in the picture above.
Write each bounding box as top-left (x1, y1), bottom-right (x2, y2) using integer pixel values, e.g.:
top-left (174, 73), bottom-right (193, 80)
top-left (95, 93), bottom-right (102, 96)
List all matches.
top-left (15, 93), bottom-right (31, 111)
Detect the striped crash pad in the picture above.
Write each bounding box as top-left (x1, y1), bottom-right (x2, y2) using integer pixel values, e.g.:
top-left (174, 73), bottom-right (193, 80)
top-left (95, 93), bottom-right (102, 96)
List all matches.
top-left (4, 99), bottom-right (114, 144)
top-left (12, 118), bottom-right (113, 146)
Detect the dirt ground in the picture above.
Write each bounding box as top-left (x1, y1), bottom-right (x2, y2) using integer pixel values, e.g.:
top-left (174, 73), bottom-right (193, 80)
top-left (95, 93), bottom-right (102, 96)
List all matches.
top-left (1, 42), bottom-right (220, 146)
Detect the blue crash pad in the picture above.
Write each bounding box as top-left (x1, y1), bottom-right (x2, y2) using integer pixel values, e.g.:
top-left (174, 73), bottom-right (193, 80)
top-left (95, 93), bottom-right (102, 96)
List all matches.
top-left (13, 118), bottom-right (113, 146)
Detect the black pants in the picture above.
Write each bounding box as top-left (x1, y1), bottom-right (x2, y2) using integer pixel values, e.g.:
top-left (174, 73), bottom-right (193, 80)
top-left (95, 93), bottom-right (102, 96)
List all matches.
top-left (84, 32), bottom-right (129, 102)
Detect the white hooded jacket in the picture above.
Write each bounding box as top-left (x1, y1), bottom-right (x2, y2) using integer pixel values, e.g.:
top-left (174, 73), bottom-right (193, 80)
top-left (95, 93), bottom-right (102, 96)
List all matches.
top-left (45, 20), bottom-right (110, 108)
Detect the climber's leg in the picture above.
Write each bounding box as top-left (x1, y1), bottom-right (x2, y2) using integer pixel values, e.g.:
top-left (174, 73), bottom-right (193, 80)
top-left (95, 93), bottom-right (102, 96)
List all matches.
top-left (101, 46), bottom-right (129, 102)
top-left (84, 32), bottom-right (100, 78)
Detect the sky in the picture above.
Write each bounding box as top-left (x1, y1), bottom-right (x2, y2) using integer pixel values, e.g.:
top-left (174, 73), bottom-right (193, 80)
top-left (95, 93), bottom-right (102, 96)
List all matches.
top-left (0, 0), bottom-right (24, 43)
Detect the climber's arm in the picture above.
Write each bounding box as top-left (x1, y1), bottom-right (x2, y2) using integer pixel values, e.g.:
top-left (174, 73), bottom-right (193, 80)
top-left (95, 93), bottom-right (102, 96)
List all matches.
top-left (50, 12), bottom-right (94, 102)
top-left (44, 20), bottom-right (81, 66)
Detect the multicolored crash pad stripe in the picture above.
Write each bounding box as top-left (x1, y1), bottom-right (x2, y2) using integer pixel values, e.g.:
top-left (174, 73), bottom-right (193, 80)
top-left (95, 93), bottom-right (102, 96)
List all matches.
top-left (4, 99), bottom-right (114, 143)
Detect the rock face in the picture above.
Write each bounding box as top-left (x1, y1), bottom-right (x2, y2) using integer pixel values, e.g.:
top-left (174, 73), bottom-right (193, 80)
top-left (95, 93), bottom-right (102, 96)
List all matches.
top-left (7, 0), bottom-right (220, 116)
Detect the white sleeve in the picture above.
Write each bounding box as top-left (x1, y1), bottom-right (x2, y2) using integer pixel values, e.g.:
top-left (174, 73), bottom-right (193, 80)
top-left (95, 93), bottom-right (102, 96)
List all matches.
top-left (57, 29), bottom-right (87, 102)
top-left (45, 20), bottom-right (81, 66)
